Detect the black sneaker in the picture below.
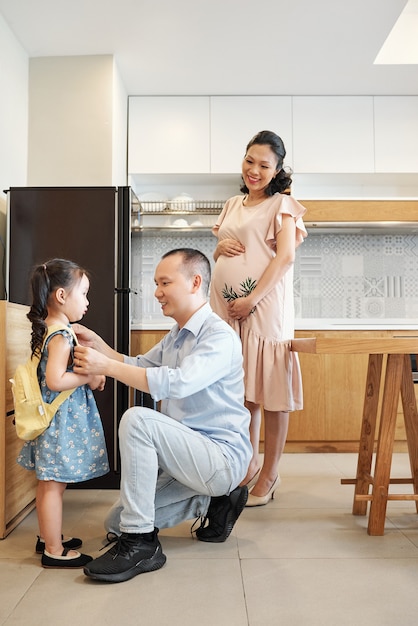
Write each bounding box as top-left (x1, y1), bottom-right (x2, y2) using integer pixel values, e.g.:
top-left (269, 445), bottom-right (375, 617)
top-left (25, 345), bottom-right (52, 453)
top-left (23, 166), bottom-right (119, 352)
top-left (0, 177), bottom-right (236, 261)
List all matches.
top-left (195, 485), bottom-right (248, 543)
top-left (83, 529), bottom-right (166, 583)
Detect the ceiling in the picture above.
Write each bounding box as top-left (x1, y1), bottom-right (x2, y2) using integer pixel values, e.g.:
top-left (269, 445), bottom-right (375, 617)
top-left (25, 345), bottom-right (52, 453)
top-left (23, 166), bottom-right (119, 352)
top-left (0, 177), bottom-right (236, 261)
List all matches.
top-left (0, 0), bottom-right (417, 96)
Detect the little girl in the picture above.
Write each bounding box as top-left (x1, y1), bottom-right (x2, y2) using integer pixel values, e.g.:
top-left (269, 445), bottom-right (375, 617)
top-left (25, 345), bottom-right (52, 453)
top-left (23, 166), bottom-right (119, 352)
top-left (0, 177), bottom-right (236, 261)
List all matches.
top-left (17, 258), bottom-right (109, 568)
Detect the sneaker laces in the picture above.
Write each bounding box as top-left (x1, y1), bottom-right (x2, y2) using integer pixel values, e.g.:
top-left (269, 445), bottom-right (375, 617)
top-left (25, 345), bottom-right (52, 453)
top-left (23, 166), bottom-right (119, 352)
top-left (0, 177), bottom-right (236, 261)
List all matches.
top-left (190, 496), bottom-right (227, 538)
top-left (190, 515), bottom-right (205, 538)
top-left (100, 532), bottom-right (119, 551)
top-left (101, 530), bottom-right (158, 558)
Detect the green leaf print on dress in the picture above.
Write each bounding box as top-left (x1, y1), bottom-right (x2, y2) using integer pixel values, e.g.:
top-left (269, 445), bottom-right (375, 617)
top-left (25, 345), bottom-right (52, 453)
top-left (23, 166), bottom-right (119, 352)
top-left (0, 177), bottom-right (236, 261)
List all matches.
top-left (222, 278), bottom-right (257, 314)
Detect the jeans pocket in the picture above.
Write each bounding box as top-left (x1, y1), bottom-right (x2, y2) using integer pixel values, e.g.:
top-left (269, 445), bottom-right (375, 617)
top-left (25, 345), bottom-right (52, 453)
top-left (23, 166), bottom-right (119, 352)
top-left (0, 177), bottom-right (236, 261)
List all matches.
top-left (206, 466), bottom-right (234, 497)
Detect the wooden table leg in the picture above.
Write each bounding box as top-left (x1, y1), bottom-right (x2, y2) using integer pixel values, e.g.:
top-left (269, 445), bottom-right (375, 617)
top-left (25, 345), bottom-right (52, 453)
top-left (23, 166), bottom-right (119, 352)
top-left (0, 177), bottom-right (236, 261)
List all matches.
top-left (353, 353), bottom-right (383, 515)
top-left (367, 353), bottom-right (404, 536)
top-left (401, 354), bottom-right (418, 513)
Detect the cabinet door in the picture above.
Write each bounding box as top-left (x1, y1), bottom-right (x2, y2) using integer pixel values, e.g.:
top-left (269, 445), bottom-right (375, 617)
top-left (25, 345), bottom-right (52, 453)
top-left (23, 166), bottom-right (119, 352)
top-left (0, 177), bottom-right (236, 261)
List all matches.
top-left (288, 330), bottom-right (394, 447)
top-left (374, 96), bottom-right (418, 173)
top-left (130, 330), bottom-right (168, 356)
top-left (292, 96), bottom-right (374, 173)
top-left (210, 96), bottom-right (293, 173)
top-left (128, 96), bottom-right (210, 173)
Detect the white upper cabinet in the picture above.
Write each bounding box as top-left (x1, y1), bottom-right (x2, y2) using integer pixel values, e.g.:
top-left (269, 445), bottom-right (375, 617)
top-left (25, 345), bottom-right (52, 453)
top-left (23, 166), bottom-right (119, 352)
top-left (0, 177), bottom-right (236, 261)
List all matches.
top-left (292, 96), bottom-right (375, 173)
top-left (374, 97), bottom-right (418, 173)
top-left (210, 96), bottom-right (293, 173)
top-left (128, 96), bottom-right (210, 173)
top-left (128, 95), bottom-right (418, 184)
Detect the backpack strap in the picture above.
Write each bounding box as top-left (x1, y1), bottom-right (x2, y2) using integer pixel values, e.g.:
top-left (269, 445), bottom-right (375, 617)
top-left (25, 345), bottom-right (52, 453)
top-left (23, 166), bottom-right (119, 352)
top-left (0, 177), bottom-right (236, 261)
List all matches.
top-left (42, 323), bottom-right (78, 350)
top-left (41, 324), bottom-right (79, 409)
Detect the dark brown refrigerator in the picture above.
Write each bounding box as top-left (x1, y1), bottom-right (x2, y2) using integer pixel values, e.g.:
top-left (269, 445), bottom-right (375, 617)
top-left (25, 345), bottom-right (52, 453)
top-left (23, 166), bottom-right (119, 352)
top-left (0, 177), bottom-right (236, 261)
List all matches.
top-left (6, 186), bottom-right (134, 488)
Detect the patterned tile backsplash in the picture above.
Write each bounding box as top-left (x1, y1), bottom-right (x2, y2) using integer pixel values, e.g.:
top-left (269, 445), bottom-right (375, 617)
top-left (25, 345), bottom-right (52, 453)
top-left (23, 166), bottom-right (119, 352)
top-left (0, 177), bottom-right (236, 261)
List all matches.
top-left (131, 232), bottom-right (218, 325)
top-left (131, 231), bottom-right (418, 324)
top-left (294, 232), bottom-right (418, 320)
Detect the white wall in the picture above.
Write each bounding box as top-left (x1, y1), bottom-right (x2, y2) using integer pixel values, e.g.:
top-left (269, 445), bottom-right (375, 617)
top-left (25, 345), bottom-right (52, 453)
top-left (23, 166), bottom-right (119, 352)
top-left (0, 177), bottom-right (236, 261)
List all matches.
top-left (0, 13), bottom-right (28, 298)
top-left (28, 55), bottom-right (127, 186)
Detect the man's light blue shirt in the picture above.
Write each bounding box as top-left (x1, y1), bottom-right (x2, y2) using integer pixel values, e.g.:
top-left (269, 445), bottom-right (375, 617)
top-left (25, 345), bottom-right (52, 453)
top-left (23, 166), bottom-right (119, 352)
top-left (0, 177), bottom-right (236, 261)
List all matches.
top-left (124, 303), bottom-right (252, 483)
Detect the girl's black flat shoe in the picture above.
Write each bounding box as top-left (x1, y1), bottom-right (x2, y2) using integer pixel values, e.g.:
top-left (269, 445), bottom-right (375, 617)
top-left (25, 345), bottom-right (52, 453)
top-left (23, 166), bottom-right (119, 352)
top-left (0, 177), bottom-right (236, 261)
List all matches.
top-left (35, 535), bottom-right (82, 554)
top-left (41, 548), bottom-right (92, 569)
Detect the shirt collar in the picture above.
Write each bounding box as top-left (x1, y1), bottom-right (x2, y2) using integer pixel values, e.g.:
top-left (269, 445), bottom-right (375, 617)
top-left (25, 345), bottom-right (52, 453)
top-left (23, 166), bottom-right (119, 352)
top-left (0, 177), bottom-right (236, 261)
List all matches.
top-left (177, 302), bottom-right (212, 338)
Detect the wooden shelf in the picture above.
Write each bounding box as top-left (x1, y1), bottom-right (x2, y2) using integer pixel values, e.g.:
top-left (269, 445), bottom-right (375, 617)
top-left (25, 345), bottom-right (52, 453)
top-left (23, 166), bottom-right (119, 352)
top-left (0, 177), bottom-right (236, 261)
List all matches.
top-left (302, 199), bottom-right (418, 222)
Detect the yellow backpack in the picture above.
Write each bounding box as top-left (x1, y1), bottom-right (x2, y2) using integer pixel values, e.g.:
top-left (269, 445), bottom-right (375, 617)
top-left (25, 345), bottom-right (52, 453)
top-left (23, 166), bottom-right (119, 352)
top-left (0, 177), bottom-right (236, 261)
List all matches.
top-left (10, 324), bottom-right (78, 441)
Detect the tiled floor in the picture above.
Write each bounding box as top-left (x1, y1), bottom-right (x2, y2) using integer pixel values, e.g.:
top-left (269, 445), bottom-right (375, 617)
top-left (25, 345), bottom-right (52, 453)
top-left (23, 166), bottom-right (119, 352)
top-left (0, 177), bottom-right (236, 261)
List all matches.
top-left (1, 453), bottom-right (418, 625)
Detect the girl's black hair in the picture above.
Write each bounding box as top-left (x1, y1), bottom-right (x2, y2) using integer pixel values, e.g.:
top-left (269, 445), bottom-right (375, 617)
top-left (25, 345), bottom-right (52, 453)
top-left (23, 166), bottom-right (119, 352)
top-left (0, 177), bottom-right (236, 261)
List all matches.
top-left (27, 258), bottom-right (87, 356)
top-left (240, 130), bottom-right (293, 196)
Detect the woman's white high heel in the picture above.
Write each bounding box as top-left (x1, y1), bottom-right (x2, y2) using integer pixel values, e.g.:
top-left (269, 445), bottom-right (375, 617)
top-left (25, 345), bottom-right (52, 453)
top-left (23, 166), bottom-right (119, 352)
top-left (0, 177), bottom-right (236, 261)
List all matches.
top-left (244, 468), bottom-right (261, 490)
top-left (245, 475), bottom-right (281, 507)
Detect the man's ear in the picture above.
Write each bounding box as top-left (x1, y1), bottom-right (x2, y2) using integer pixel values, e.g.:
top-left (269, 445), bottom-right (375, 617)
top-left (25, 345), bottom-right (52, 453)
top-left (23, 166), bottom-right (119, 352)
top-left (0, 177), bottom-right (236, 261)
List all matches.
top-left (191, 274), bottom-right (202, 292)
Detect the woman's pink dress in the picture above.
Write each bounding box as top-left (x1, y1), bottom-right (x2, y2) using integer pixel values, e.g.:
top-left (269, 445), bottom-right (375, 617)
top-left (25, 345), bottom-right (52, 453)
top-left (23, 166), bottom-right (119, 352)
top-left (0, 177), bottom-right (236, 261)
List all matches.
top-left (210, 193), bottom-right (307, 412)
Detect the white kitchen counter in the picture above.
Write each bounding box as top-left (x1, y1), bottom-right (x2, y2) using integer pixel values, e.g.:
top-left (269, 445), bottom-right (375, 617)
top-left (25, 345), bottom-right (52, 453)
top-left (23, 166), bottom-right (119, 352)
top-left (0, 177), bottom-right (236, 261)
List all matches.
top-left (131, 319), bottom-right (418, 332)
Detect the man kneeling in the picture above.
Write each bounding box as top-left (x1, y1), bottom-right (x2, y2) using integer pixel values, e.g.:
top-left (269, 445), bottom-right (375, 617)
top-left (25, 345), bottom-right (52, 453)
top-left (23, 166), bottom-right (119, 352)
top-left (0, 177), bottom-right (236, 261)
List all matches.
top-left (74, 248), bottom-right (251, 583)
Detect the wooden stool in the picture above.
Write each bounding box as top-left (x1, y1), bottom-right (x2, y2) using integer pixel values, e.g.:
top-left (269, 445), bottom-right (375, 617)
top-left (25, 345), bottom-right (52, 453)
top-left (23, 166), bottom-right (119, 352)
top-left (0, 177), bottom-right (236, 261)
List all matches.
top-left (292, 338), bottom-right (418, 536)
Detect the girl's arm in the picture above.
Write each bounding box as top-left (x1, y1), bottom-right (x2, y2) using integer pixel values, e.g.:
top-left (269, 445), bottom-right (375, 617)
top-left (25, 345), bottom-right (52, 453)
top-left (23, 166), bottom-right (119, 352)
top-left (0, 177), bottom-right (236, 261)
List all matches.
top-left (73, 345), bottom-right (150, 393)
top-left (45, 334), bottom-right (104, 391)
top-left (228, 213), bottom-right (296, 320)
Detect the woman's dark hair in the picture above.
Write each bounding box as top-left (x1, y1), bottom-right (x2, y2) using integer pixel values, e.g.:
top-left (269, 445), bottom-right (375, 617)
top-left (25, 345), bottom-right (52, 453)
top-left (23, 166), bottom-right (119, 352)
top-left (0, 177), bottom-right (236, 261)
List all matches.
top-left (240, 130), bottom-right (293, 196)
top-left (162, 248), bottom-right (211, 296)
top-left (27, 258), bottom-right (87, 356)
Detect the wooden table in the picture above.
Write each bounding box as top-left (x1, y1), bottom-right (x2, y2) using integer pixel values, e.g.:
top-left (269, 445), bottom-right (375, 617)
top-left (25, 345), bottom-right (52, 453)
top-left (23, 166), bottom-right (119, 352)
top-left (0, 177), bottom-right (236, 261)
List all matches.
top-left (291, 336), bottom-right (418, 536)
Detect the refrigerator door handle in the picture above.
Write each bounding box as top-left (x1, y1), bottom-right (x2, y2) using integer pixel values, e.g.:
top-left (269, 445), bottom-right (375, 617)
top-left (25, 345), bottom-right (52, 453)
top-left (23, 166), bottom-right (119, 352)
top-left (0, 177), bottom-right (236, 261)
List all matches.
top-left (114, 287), bottom-right (138, 295)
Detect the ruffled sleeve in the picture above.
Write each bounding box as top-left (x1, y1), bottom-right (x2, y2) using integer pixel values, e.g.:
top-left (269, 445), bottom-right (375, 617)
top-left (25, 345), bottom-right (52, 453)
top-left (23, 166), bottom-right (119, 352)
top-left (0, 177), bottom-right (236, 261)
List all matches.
top-left (266, 194), bottom-right (308, 249)
top-left (212, 196), bottom-right (235, 238)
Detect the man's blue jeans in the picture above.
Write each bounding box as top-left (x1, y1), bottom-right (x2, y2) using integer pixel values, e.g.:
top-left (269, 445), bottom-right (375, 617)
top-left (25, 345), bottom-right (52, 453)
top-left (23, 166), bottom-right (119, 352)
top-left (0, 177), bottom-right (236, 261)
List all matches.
top-left (105, 406), bottom-right (237, 535)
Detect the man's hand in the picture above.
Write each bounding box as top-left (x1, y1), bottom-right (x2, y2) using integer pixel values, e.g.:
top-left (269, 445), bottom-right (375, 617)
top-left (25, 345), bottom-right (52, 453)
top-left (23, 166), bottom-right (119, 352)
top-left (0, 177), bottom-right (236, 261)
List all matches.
top-left (72, 323), bottom-right (97, 348)
top-left (74, 345), bottom-right (109, 376)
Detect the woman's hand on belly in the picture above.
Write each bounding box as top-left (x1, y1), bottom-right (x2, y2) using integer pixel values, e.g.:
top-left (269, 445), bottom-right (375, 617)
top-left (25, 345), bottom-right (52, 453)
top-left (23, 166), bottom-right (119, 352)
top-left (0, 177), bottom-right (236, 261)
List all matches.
top-left (227, 296), bottom-right (256, 322)
top-left (216, 238), bottom-right (245, 258)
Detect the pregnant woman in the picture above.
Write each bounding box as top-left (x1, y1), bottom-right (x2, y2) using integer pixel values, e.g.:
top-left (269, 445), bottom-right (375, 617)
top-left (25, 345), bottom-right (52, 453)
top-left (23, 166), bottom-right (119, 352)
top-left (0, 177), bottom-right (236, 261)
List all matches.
top-left (210, 130), bottom-right (307, 506)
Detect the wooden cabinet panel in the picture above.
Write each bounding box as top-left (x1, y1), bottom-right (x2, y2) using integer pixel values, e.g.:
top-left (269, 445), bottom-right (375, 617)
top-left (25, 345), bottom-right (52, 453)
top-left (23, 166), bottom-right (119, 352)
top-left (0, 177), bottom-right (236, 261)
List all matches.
top-left (288, 331), bottom-right (382, 444)
top-left (5, 414), bottom-right (37, 528)
top-left (130, 330), bottom-right (168, 356)
top-left (287, 329), bottom-right (416, 451)
top-left (1, 302), bottom-right (37, 538)
top-left (4, 303), bottom-right (32, 413)
top-left (286, 343), bottom-right (327, 442)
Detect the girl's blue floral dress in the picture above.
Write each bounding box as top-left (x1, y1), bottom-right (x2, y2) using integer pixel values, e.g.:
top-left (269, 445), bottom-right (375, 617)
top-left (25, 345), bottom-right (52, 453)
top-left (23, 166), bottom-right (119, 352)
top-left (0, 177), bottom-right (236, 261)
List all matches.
top-left (17, 327), bottom-right (109, 482)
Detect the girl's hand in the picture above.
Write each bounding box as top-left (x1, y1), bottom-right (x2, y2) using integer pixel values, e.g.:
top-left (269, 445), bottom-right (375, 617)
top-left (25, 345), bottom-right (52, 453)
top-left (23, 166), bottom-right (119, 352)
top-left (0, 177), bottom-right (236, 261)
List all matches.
top-left (227, 296), bottom-right (255, 321)
top-left (216, 238), bottom-right (245, 258)
top-left (89, 374), bottom-right (106, 392)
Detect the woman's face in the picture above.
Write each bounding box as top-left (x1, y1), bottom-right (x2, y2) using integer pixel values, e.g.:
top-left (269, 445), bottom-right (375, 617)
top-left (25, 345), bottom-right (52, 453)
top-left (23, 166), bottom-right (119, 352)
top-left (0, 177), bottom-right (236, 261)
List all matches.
top-left (242, 143), bottom-right (279, 194)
